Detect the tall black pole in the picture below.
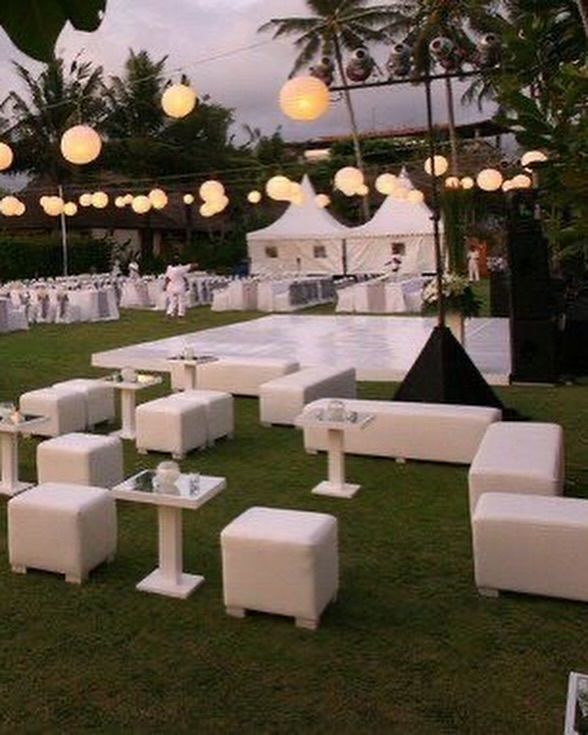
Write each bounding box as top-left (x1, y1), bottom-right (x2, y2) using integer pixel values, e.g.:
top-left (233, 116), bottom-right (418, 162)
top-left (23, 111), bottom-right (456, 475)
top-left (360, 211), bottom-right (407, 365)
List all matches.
top-left (424, 74), bottom-right (445, 328)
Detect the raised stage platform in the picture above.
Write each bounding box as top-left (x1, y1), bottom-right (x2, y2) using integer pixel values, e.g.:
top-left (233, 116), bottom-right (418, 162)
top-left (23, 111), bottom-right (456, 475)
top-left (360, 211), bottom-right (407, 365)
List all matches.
top-left (92, 315), bottom-right (511, 385)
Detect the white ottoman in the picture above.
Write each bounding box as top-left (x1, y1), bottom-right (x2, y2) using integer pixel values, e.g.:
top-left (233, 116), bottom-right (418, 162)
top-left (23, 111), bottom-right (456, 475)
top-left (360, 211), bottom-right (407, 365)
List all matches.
top-left (8, 482), bottom-right (117, 584)
top-left (193, 358), bottom-right (300, 396)
top-left (468, 422), bottom-right (564, 516)
top-left (221, 506), bottom-right (338, 630)
top-left (53, 379), bottom-right (115, 428)
top-left (136, 396), bottom-right (208, 459)
top-left (473, 493), bottom-right (588, 602)
top-left (166, 390), bottom-right (234, 446)
top-left (19, 387), bottom-right (86, 437)
top-left (37, 432), bottom-right (124, 488)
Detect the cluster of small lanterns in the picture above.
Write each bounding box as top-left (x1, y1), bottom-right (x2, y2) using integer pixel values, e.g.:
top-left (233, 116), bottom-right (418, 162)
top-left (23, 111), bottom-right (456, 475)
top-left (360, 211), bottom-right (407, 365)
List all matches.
top-left (0, 195), bottom-right (25, 216)
top-left (265, 175), bottom-right (305, 205)
top-left (198, 180), bottom-right (229, 217)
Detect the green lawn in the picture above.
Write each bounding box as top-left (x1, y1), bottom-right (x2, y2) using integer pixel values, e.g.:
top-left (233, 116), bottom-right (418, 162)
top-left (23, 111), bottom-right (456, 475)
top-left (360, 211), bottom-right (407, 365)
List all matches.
top-left (0, 309), bottom-right (586, 733)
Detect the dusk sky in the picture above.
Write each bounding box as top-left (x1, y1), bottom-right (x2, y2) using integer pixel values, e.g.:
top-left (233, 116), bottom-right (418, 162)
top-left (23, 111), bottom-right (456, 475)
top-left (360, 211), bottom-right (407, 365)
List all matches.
top-left (0, 0), bottom-right (491, 146)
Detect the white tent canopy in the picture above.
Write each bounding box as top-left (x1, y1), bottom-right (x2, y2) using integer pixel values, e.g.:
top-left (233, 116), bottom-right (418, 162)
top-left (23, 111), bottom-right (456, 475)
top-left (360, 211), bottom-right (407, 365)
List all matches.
top-left (247, 175), bottom-right (350, 275)
top-left (346, 170), bottom-right (439, 275)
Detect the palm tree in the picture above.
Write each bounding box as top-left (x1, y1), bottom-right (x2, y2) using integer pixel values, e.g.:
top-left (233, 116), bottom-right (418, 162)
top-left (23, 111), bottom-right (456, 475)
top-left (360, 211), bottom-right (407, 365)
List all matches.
top-left (258, 0), bottom-right (392, 214)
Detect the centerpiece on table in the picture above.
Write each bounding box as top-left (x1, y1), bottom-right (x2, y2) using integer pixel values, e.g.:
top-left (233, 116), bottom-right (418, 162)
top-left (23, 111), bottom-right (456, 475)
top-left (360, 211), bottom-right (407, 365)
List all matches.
top-left (421, 272), bottom-right (481, 344)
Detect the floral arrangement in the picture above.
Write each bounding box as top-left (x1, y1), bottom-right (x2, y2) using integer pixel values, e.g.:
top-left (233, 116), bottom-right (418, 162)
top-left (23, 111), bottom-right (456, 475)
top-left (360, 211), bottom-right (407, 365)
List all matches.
top-left (421, 273), bottom-right (481, 317)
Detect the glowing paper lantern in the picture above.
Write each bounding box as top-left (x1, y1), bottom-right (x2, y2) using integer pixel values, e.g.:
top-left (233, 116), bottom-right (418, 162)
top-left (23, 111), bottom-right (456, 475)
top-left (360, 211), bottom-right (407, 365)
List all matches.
top-left (445, 176), bottom-right (460, 189)
top-left (460, 177), bottom-right (475, 190)
top-left (132, 195), bottom-right (152, 214)
top-left (14, 201), bottom-right (25, 216)
top-left (183, 193), bottom-right (195, 205)
top-left (391, 187), bottom-right (408, 200)
top-left (199, 202), bottom-right (216, 218)
top-left (279, 76), bottom-right (329, 121)
top-left (476, 168), bottom-right (503, 192)
top-left (266, 175), bottom-right (292, 202)
top-left (60, 125), bottom-right (102, 165)
top-left (43, 196), bottom-right (64, 216)
top-left (124, 193), bottom-right (134, 205)
top-left (199, 180), bottom-right (225, 201)
top-left (149, 188), bottom-right (168, 209)
top-left (63, 202), bottom-right (78, 216)
top-left (161, 83), bottom-right (197, 118)
top-left (114, 196), bottom-right (126, 208)
top-left (424, 155), bottom-right (448, 177)
top-left (288, 182), bottom-right (305, 205)
top-left (334, 166), bottom-right (364, 194)
top-left (0, 196), bottom-right (19, 216)
top-left (502, 179), bottom-right (514, 192)
top-left (91, 191), bottom-right (109, 209)
top-left (247, 190), bottom-right (261, 204)
top-left (315, 194), bottom-right (330, 208)
top-left (521, 150), bottom-right (547, 168)
top-left (0, 142), bottom-right (14, 171)
top-left (375, 173), bottom-right (398, 195)
top-left (511, 174), bottom-right (533, 189)
top-left (79, 193), bottom-right (93, 207)
top-left (407, 190), bottom-right (424, 204)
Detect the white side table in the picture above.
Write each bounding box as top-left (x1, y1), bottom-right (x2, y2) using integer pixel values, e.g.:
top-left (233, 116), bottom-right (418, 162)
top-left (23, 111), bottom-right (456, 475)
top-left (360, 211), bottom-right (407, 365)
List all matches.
top-left (0, 414), bottom-right (48, 496)
top-left (113, 469), bottom-right (225, 598)
top-left (295, 409), bottom-right (374, 499)
top-left (167, 355), bottom-right (217, 391)
top-left (99, 374), bottom-right (162, 440)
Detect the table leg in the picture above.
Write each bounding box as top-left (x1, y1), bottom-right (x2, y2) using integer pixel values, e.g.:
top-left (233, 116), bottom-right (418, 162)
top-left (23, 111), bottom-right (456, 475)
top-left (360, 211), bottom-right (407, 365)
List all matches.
top-left (311, 427), bottom-right (361, 499)
top-left (136, 505), bottom-right (204, 598)
top-left (184, 364), bottom-right (197, 391)
top-left (119, 389), bottom-right (137, 440)
top-left (0, 432), bottom-right (31, 497)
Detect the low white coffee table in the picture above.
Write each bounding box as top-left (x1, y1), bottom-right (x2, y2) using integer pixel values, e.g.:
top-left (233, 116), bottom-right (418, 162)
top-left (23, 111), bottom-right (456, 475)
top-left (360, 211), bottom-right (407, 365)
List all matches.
top-left (295, 408), bottom-right (374, 499)
top-left (100, 373), bottom-right (162, 440)
top-left (0, 413), bottom-right (48, 496)
top-left (113, 469), bottom-right (225, 598)
top-left (167, 355), bottom-right (218, 390)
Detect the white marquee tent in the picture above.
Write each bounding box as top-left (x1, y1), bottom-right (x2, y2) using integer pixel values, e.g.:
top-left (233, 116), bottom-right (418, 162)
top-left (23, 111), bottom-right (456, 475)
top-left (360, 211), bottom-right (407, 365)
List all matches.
top-left (346, 171), bottom-right (440, 275)
top-left (247, 175), bottom-right (350, 275)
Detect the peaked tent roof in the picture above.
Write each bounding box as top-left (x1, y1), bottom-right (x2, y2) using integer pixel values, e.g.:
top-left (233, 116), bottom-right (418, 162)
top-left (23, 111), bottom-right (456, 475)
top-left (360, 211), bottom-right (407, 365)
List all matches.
top-left (349, 169), bottom-right (442, 237)
top-left (247, 175), bottom-right (350, 240)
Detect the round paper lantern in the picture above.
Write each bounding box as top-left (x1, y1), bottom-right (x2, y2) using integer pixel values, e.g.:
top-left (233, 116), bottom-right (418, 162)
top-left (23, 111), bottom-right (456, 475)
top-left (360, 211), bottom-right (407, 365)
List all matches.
top-left (149, 188), bottom-right (168, 209)
top-left (199, 202), bottom-right (216, 218)
top-left (79, 192), bottom-right (93, 207)
top-left (279, 76), bottom-right (329, 121)
top-left (183, 193), bottom-right (195, 205)
top-left (375, 173), bottom-right (398, 195)
top-left (114, 196), bottom-right (126, 208)
top-left (407, 190), bottom-right (425, 204)
top-left (43, 196), bottom-right (64, 216)
top-left (502, 179), bottom-right (514, 192)
top-left (357, 183), bottom-right (369, 196)
top-left (521, 150), bottom-right (547, 169)
top-left (476, 168), bottom-right (503, 191)
top-left (199, 180), bottom-right (225, 202)
top-left (91, 191), bottom-right (109, 209)
top-left (460, 177), bottom-right (475, 190)
top-left (424, 155), bottom-right (448, 177)
top-left (60, 125), bottom-right (102, 165)
top-left (0, 142), bottom-right (14, 171)
top-left (14, 201), bottom-right (25, 216)
top-left (247, 190), bottom-right (261, 204)
top-left (0, 196), bottom-right (19, 216)
top-left (288, 182), bottom-right (305, 205)
top-left (124, 193), bottom-right (134, 205)
top-left (512, 173), bottom-right (533, 189)
top-left (315, 194), bottom-right (330, 208)
top-left (132, 195), bottom-right (152, 214)
top-left (161, 83), bottom-right (197, 118)
top-left (334, 166), bottom-right (364, 193)
top-left (445, 176), bottom-right (460, 189)
top-left (266, 175), bottom-right (292, 201)
top-left (63, 202), bottom-right (78, 216)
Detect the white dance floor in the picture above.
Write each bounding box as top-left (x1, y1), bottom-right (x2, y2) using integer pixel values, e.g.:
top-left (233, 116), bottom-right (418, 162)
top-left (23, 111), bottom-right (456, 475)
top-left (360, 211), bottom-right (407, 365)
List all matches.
top-left (92, 315), bottom-right (511, 384)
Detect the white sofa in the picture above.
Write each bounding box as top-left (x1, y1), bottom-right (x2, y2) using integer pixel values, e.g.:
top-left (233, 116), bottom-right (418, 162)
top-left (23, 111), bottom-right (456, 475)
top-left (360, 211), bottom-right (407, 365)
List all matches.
top-left (472, 492), bottom-right (588, 602)
top-left (182, 357), bottom-right (300, 396)
top-left (468, 422), bottom-right (564, 515)
top-left (260, 367), bottom-right (356, 426)
top-left (301, 398), bottom-right (501, 464)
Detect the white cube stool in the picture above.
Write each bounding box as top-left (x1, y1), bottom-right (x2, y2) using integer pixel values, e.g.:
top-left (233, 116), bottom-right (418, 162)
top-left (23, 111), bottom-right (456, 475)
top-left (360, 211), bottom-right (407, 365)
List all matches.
top-left (136, 396), bottom-right (208, 460)
top-left (19, 387), bottom-right (86, 437)
top-left (221, 506), bottom-right (338, 630)
top-left (8, 482), bottom-right (117, 584)
top-left (166, 390), bottom-right (234, 446)
top-left (53, 379), bottom-right (115, 428)
top-left (473, 492), bottom-right (588, 602)
top-left (37, 432), bottom-right (123, 488)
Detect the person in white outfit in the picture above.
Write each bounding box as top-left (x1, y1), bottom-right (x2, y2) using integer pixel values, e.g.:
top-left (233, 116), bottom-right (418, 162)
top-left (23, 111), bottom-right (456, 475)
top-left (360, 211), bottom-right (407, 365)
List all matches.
top-left (467, 246), bottom-right (480, 282)
top-left (165, 257), bottom-right (198, 318)
top-left (128, 259), bottom-right (140, 280)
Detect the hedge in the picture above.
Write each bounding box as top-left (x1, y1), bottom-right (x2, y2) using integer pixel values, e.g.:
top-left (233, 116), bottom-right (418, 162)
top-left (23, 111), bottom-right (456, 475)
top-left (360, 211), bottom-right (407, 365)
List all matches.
top-left (0, 233), bottom-right (113, 281)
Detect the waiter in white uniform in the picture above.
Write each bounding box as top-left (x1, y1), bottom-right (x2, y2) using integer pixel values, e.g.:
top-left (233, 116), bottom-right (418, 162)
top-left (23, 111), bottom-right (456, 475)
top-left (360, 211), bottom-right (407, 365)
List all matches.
top-left (164, 256), bottom-right (198, 318)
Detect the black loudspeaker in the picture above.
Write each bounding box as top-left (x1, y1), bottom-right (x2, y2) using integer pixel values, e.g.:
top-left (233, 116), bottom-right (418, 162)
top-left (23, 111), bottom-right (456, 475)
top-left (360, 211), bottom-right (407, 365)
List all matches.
top-left (510, 319), bottom-right (557, 383)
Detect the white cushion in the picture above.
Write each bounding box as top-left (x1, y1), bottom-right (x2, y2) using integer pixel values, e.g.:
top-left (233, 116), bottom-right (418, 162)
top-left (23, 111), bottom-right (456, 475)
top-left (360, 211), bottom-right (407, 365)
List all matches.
top-left (221, 506), bottom-right (338, 628)
top-left (473, 493), bottom-right (588, 602)
top-left (468, 422), bottom-right (564, 515)
top-left (302, 398), bottom-right (501, 464)
top-left (192, 358), bottom-right (300, 396)
top-left (53, 379), bottom-right (115, 427)
top-left (8, 482), bottom-right (116, 583)
top-left (37, 432), bottom-right (123, 488)
top-left (136, 396), bottom-right (207, 458)
top-left (260, 367), bottom-right (356, 426)
top-left (19, 387), bottom-right (87, 437)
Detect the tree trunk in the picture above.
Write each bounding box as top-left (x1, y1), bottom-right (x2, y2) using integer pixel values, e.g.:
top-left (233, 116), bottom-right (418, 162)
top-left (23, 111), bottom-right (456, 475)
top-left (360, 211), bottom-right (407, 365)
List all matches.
top-left (444, 76), bottom-right (459, 176)
top-left (576, 0), bottom-right (588, 39)
top-left (332, 34), bottom-right (370, 221)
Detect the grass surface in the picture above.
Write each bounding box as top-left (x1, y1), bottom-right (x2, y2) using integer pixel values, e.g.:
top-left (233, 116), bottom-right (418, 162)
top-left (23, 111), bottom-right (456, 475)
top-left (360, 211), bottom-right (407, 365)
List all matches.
top-left (0, 307), bottom-right (587, 734)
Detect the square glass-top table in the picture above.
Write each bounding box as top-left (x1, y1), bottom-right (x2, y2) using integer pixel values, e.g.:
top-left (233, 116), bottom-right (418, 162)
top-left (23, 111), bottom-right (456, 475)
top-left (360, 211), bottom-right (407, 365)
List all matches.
top-left (0, 413), bottom-right (48, 496)
top-left (99, 373), bottom-right (162, 440)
